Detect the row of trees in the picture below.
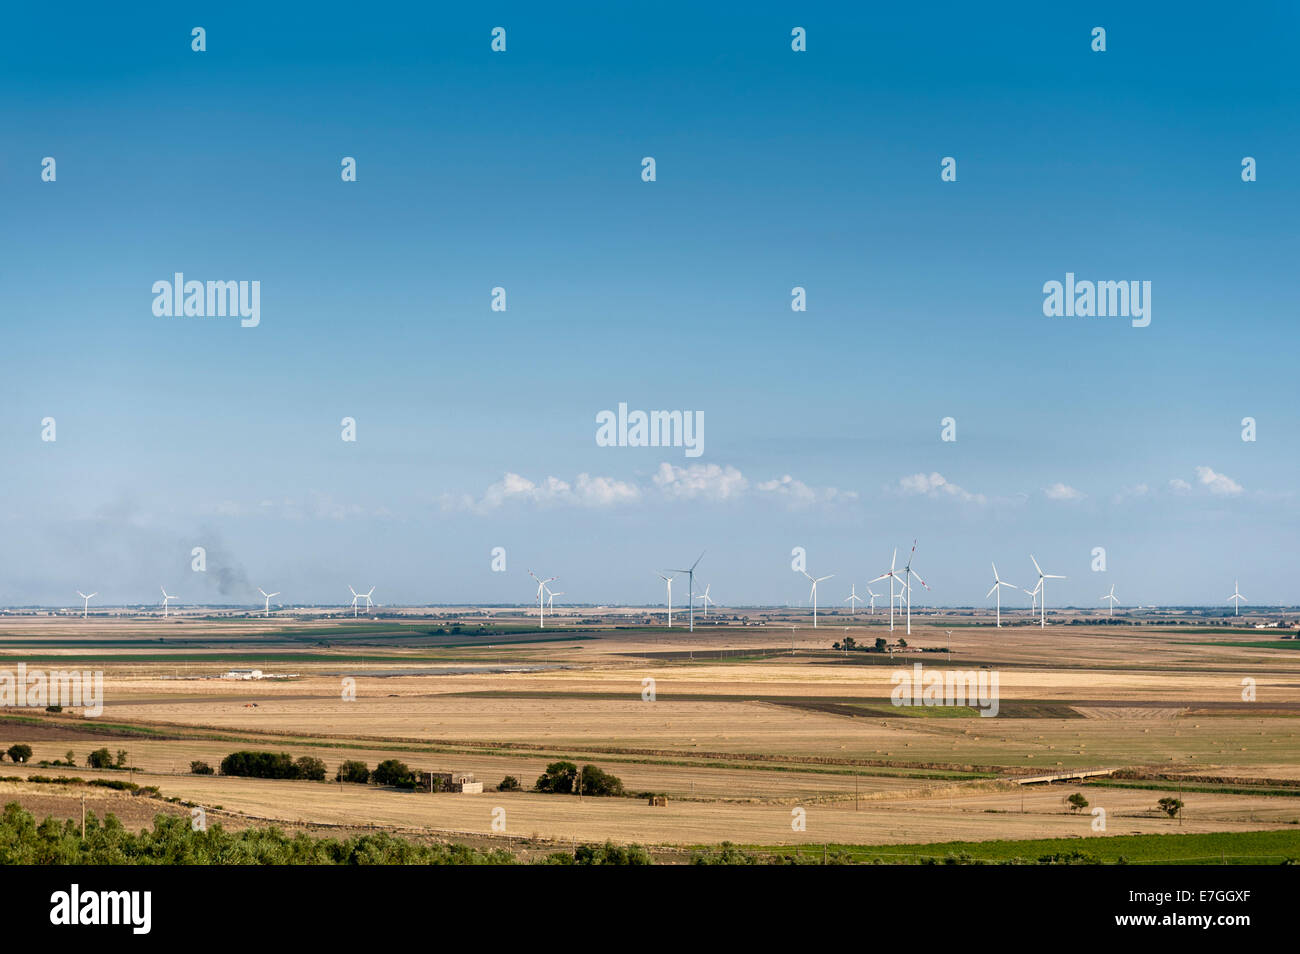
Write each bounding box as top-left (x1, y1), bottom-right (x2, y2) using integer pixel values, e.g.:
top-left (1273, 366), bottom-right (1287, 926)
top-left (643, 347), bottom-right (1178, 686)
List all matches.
top-left (535, 761), bottom-right (625, 797)
top-left (216, 751), bottom-right (327, 781)
top-left (197, 752), bottom-right (625, 797)
top-left (4, 745), bottom-right (128, 769)
top-left (831, 636), bottom-right (905, 652)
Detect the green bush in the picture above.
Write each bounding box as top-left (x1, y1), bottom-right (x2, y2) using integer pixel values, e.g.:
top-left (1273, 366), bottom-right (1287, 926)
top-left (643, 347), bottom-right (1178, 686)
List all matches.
top-left (497, 775), bottom-right (521, 792)
top-left (5, 744), bottom-right (32, 764)
top-left (190, 761), bottom-right (214, 775)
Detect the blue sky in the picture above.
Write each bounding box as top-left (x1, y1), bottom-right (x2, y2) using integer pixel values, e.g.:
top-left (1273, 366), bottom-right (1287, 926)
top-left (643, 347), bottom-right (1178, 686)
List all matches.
top-left (2, 3), bottom-right (1297, 608)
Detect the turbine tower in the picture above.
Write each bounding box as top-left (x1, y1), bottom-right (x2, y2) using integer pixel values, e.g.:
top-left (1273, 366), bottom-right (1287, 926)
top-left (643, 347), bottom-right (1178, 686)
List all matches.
top-left (1101, 584), bottom-right (1119, 617)
top-left (901, 540), bottom-right (929, 636)
top-left (869, 549), bottom-right (905, 632)
top-left (1029, 555), bottom-right (1066, 629)
top-left (1228, 580), bottom-right (1246, 616)
top-left (76, 591), bottom-right (97, 619)
top-left (845, 584), bottom-right (863, 616)
top-left (656, 572), bottom-right (675, 627)
top-left (529, 571), bottom-right (557, 628)
top-left (801, 568), bottom-right (833, 628)
top-left (160, 587), bottom-right (177, 618)
top-left (258, 587), bottom-right (280, 618)
top-left (986, 563), bottom-right (1017, 628)
top-left (669, 552), bottom-right (705, 632)
top-left (865, 586), bottom-right (879, 615)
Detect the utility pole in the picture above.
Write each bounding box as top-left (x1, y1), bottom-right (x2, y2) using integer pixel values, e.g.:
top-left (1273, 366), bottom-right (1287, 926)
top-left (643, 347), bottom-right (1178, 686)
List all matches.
top-left (81, 796), bottom-right (86, 840)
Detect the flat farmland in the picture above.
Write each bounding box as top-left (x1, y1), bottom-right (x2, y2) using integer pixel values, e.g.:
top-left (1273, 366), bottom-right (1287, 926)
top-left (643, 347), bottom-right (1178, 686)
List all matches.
top-left (1, 613), bottom-right (1298, 853)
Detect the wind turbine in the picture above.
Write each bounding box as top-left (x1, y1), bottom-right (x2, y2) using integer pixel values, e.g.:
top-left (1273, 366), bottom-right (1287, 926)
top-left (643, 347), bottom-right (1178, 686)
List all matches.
top-left (845, 584), bottom-right (863, 616)
top-left (529, 571), bottom-right (557, 628)
top-left (670, 552), bottom-right (705, 632)
top-left (1024, 579), bottom-right (1041, 617)
top-left (697, 584), bottom-right (715, 618)
top-left (986, 563), bottom-right (1017, 628)
top-left (160, 587), bottom-right (177, 618)
top-left (1029, 555), bottom-right (1065, 629)
top-left (901, 540), bottom-right (929, 636)
top-left (257, 587), bottom-right (280, 618)
top-left (869, 549), bottom-right (905, 632)
top-left (1228, 580), bottom-right (1246, 616)
top-left (656, 572), bottom-right (675, 627)
top-left (801, 568), bottom-right (833, 627)
top-left (1101, 583), bottom-right (1119, 617)
top-left (546, 588), bottom-right (564, 613)
top-left (865, 586), bottom-right (879, 615)
top-left (76, 591), bottom-right (97, 619)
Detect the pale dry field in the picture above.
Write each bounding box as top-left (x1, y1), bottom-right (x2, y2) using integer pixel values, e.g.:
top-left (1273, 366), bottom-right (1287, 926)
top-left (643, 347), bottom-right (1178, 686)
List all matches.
top-left (2, 613), bottom-right (1298, 847)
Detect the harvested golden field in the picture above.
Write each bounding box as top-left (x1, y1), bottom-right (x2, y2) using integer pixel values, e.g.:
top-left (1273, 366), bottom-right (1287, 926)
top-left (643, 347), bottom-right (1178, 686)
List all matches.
top-left (1, 613), bottom-right (1297, 848)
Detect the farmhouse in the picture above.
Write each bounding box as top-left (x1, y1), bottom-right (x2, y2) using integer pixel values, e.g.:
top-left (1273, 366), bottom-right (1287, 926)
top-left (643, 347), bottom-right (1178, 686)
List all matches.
top-left (419, 771), bottom-right (484, 793)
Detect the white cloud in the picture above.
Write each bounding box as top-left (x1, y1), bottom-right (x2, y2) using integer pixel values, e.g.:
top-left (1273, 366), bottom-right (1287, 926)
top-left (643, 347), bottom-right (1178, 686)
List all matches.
top-left (444, 472), bottom-right (641, 513)
top-left (895, 472), bottom-right (985, 504)
top-left (1168, 478), bottom-right (1192, 493)
top-left (1194, 465), bottom-right (1243, 496)
top-left (758, 474), bottom-right (858, 507)
top-left (1043, 482), bottom-right (1084, 501)
top-left (653, 462), bottom-right (748, 501)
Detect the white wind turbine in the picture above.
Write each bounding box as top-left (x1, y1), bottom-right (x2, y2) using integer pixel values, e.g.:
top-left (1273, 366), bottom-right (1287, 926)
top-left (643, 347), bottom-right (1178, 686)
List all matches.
top-left (528, 571), bottom-right (557, 629)
top-left (697, 583), bottom-right (715, 618)
top-left (1029, 555), bottom-right (1065, 629)
top-left (348, 586), bottom-right (376, 618)
top-left (258, 587), bottom-right (280, 618)
top-left (801, 568), bottom-right (833, 627)
top-left (869, 549), bottom-right (905, 632)
top-left (901, 540), bottom-right (929, 636)
top-left (1228, 580), bottom-right (1246, 616)
top-left (160, 587), bottom-right (177, 618)
top-left (76, 591), bottom-right (97, 619)
top-left (986, 563), bottom-right (1017, 628)
top-left (1101, 583), bottom-right (1119, 617)
top-left (845, 584), bottom-right (863, 615)
top-left (865, 586), bottom-right (879, 615)
top-left (546, 588), bottom-right (564, 613)
top-left (655, 574), bottom-right (676, 629)
top-left (1024, 579), bottom-right (1041, 617)
top-left (670, 552), bottom-right (705, 632)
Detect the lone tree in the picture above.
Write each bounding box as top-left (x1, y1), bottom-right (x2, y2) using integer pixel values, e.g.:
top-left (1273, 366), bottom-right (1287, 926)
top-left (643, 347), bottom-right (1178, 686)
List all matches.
top-left (190, 760), bottom-right (214, 775)
top-left (874, 637), bottom-right (888, 652)
top-left (1157, 797), bottom-right (1183, 818)
top-left (5, 744), bottom-right (32, 764)
top-left (497, 775), bottom-right (521, 792)
top-left (1067, 793), bottom-right (1089, 813)
top-left (372, 759), bottom-right (414, 787)
top-left (86, 747), bottom-right (115, 770)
